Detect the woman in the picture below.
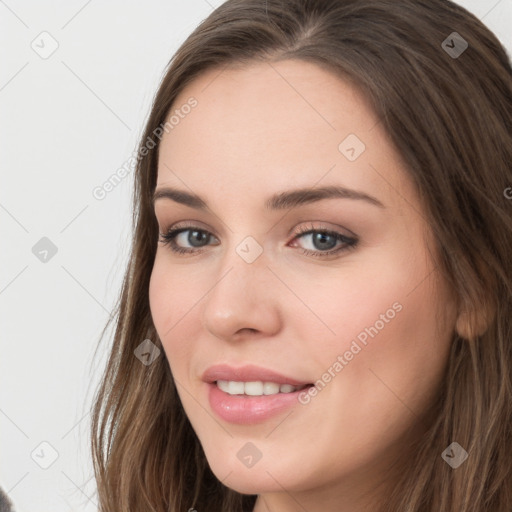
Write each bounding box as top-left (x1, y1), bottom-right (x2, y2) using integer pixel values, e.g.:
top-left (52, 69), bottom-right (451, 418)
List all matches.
top-left (90, 0), bottom-right (512, 510)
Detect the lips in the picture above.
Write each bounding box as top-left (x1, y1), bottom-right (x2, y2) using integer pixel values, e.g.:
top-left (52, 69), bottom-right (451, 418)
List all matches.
top-left (202, 364), bottom-right (310, 387)
top-left (202, 364), bottom-right (313, 424)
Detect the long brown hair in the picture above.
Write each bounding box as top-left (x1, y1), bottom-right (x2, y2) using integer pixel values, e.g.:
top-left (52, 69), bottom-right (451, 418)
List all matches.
top-left (90, 0), bottom-right (512, 510)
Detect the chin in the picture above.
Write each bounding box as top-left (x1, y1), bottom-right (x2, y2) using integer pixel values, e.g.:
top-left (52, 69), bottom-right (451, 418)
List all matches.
top-left (205, 452), bottom-right (303, 495)
top-left (217, 471), bottom-right (278, 495)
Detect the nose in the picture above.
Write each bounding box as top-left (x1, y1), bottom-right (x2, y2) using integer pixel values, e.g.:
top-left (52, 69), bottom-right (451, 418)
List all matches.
top-left (201, 243), bottom-right (282, 342)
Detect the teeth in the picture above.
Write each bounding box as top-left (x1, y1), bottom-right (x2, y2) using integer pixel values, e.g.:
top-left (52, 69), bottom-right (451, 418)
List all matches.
top-left (216, 380), bottom-right (303, 396)
top-left (263, 382), bottom-right (280, 395)
top-left (245, 381), bottom-right (263, 395)
top-left (227, 381), bottom-right (244, 395)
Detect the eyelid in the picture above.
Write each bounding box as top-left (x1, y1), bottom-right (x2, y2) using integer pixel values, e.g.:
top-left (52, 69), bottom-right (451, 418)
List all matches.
top-left (291, 221), bottom-right (357, 238)
top-left (158, 219), bottom-right (216, 238)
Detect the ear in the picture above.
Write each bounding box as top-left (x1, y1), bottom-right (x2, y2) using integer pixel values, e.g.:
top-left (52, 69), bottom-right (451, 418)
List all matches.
top-left (455, 256), bottom-right (498, 340)
top-left (455, 296), bottom-right (496, 340)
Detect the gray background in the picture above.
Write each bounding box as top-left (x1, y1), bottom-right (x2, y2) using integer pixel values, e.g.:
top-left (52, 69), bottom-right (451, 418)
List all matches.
top-left (1, 1), bottom-right (510, 510)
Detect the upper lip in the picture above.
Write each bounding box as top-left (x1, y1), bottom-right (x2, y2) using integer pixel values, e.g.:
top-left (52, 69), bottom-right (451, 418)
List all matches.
top-left (202, 364), bottom-right (311, 386)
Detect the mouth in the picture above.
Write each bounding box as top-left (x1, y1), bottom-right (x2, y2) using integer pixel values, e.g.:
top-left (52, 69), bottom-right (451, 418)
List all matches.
top-left (202, 364), bottom-right (314, 424)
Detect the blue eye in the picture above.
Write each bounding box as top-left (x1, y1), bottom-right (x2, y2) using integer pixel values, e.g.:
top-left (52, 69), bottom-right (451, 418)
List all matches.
top-left (159, 227), bottom-right (218, 254)
top-left (290, 223), bottom-right (358, 258)
top-left (158, 223), bottom-right (358, 258)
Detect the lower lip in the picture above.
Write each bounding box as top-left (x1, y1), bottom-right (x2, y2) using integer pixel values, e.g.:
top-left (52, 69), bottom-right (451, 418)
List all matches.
top-left (207, 382), bottom-right (310, 424)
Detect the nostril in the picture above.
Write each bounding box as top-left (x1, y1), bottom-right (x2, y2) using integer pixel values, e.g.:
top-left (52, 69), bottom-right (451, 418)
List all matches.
top-left (237, 327), bottom-right (258, 335)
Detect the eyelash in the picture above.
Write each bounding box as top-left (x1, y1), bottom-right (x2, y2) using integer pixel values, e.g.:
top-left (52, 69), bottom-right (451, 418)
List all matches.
top-left (158, 222), bottom-right (358, 259)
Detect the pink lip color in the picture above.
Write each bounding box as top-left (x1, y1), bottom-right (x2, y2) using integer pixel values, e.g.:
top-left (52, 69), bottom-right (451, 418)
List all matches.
top-left (207, 383), bottom-right (308, 424)
top-left (203, 364), bottom-right (311, 425)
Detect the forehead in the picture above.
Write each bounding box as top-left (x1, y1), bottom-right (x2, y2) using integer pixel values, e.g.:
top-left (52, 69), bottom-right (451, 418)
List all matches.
top-left (156, 59), bottom-right (413, 212)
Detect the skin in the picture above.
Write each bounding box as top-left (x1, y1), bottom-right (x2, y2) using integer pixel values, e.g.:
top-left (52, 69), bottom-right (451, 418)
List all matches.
top-left (149, 59), bottom-right (460, 512)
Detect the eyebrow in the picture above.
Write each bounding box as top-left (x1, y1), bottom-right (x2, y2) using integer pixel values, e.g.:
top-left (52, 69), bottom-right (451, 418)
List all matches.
top-left (152, 185), bottom-right (385, 210)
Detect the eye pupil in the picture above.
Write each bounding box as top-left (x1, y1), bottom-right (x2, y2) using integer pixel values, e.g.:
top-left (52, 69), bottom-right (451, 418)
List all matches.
top-left (313, 232), bottom-right (336, 250)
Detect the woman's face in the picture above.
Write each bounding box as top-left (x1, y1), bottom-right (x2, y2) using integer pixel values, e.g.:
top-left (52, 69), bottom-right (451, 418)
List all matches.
top-left (149, 60), bottom-right (457, 509)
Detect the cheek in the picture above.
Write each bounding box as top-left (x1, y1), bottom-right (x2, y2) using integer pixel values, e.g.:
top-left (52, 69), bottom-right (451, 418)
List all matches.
top-left (300, 252), bottom-right (454, 427)
top-left (148, 256), bottom-right (204, 377)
